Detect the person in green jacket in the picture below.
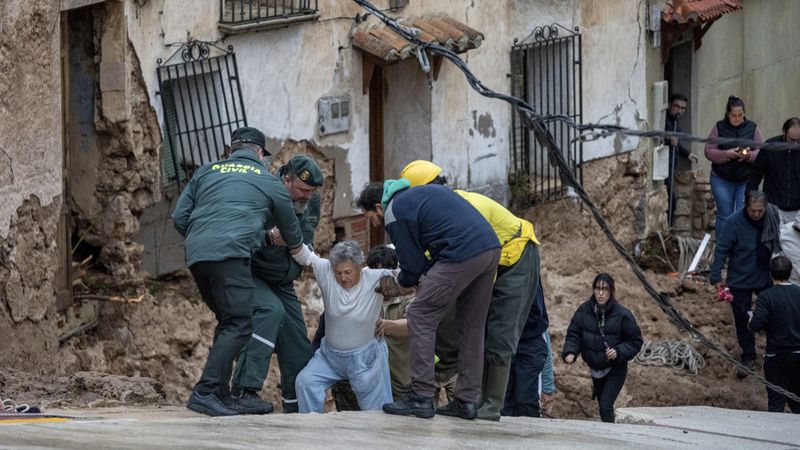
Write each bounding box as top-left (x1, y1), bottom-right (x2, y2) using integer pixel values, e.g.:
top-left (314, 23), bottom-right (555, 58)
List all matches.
top-left (231, 155), bottom-right (324, 414)
top-left (172, 127), bottom-right (304, 417)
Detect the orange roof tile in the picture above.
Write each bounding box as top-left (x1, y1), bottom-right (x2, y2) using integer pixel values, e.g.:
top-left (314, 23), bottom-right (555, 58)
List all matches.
top-left (662, 0), bottom-right (742, 24)
top-left (353, 15), bottom-right (484, 62)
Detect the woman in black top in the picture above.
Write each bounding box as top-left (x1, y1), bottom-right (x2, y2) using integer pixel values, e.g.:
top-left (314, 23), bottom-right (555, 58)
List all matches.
top-left (562, 273), bottom-right (643, 423)
top-left (704, 96), bottom-right (764, 237)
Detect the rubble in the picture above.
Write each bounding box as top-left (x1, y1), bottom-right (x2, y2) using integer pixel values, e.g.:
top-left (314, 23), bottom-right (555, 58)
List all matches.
top-left (0, 368), bottom-right (166, 409)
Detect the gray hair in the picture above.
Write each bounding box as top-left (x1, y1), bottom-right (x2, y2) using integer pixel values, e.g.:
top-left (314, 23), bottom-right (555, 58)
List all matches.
top-left (329, 240), bottom-right (364, 267)
top-left (745, 190), bottom-right (767, 207)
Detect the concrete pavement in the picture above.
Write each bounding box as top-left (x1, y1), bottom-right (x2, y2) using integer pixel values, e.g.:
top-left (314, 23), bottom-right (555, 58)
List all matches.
top-left (0, 406), bottom-right (797, 449)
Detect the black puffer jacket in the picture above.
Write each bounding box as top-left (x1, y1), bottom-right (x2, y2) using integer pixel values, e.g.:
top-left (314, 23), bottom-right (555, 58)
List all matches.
top-left (561, 299), bottom-right (643, 370)
top-left (747, 135), bottom-right (800, 211)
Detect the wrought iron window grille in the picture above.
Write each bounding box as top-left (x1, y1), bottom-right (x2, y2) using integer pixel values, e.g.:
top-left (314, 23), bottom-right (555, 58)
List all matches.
top-left (219, 0), bottom-right (319, 26)
top-left (156, 40), bottom-right (247, 191)
top-left (510, 23), bottom-right (583, 206)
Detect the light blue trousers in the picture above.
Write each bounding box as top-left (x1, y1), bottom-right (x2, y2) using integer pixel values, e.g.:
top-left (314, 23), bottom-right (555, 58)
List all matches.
top-left (296, 337), bottom-right (392, 413)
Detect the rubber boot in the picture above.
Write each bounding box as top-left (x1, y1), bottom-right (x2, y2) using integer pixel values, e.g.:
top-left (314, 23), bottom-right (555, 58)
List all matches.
top-left (476, 364), bottom-right (511, 421)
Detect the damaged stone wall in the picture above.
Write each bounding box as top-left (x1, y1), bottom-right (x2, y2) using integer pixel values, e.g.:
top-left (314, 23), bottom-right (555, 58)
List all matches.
top-left (0, 0), bottom-right (161, 374)
top-left (669, 171), bottom-right (713, 239)
top-left (0, 198), bottom-right (64, 373)
top-left (0, 0), bottom-right (65, 373)
top-left (69, 1), bottom-right (161, 284)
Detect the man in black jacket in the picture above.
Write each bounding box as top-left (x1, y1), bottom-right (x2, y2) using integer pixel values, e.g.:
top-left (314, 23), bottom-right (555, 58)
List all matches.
top-left (231, 155), bottom-right (324, 414)
top-left (748, 117), bottom-right (800, 224)
top-left (749, 255), bottom-right (800, 413)
top-left (664, 93), bottom-right (697, 226)
top-left (710, 191), bottom-right (773, 376)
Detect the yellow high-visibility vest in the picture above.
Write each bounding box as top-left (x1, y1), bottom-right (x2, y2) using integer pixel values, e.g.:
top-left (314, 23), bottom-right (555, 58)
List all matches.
top-left (454, 190), bottom-right (539, 266)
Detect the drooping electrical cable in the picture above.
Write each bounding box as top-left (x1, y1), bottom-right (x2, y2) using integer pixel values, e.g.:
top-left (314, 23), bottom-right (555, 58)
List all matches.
top-left (352, 0), bottom-right (800, 404)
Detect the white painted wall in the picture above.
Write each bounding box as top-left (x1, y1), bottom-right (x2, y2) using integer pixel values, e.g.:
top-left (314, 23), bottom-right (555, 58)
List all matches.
top-left (578, 0), bottom-right (648, 159)
top-left (692, 1), bottom-right (800, 174)
top-left (124, 0), bottom-right (654, 214)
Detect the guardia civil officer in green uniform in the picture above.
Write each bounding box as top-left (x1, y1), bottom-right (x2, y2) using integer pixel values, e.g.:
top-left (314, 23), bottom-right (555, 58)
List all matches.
top-left (231, 155), bottom-right (324, 413)
top-left (172, 127), bottom-right (304, 417)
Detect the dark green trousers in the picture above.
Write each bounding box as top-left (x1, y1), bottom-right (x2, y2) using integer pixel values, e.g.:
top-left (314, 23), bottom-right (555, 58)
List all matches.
top-left (485, 242), bottom-right (540, 366)
top-left (189, 258), bottom-right (254, 395)
top-left (232, 277), bottom-right (312, 404)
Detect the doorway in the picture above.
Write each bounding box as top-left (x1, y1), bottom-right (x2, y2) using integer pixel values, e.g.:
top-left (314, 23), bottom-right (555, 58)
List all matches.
top-left (664, 40), bottom-right (693, 155)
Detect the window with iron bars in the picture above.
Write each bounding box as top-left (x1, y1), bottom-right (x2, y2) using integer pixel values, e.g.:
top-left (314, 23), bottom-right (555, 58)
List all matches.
top-left (510, 24), bottom-right (583, 206)
top-left (219, 0), bottom-right (319, 25)
top-left (157, 41), bottom-right (247, 191)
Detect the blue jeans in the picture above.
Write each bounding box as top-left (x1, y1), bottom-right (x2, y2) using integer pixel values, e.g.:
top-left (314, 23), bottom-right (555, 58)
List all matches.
top-left (296, 338), bottom-right (392, 413)
top-left (710, 174), bottom-right (746, 236)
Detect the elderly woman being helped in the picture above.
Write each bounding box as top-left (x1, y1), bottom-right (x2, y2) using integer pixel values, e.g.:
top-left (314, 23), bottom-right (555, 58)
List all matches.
top-left (292, 240), bottom-right (395, 412)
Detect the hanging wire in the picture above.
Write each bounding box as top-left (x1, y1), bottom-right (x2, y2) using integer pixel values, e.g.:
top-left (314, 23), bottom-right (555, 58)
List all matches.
top-left (352, 0), bottom-right (800, 405)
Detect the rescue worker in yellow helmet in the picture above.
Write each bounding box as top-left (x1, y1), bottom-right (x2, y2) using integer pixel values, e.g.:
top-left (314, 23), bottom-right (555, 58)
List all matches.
top-left (400, 160), bottom-right (543, 421)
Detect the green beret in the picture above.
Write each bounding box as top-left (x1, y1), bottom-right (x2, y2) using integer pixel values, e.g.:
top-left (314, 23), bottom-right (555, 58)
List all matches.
top-left (288, 155), bottom-right (324, 187)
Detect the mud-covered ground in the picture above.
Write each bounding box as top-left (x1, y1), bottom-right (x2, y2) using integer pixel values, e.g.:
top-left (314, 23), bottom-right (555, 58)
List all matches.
top-left (0, 157), bottom-right (767, 418)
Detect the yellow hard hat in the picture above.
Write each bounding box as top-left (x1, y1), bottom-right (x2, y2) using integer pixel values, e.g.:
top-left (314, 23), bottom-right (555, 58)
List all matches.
top-left (400, 160), bottom-right (442, 187)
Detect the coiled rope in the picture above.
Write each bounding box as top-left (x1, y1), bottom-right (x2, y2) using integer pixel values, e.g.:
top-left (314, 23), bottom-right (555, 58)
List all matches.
top-left (636, 340), bottom-right (706, 374)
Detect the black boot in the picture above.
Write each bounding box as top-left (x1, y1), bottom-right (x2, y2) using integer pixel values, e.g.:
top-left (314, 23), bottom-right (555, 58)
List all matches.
top-left (186, 391), bottom-right (238, 417)
top-left (227, 390), bottom-right (273, 415)
top-left (736, 358), bottom-right (756, 379)
top-left (436, 398), bottom-right (478, 420)
top-left (282, 399), bottom-right (299, 414)
top-left (599, 408), bottom-right (615, 423)
top-left (382, 392), bottom-right (435, 419)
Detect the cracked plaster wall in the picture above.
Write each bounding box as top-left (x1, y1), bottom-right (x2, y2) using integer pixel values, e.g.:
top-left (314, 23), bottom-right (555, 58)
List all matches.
top-left (579, 0), bottom-right (649, 160)
top-left (0, 0), bottom-right (161, 371)
top-left (0, 0), bottom-right (63, 239)
top-left (0, 0), bottom-right (66, 372)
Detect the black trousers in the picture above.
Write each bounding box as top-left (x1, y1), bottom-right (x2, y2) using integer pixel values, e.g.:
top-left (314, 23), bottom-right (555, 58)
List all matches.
top-left (763, 352), bottom-right (800, 413)
top-left (501, 331), bottom-right (548, 417)
top-left (730, 288), bottom-right (763, 361)
top-left (591, 365), bottom-right (627, 423)
top-left (190, 258), bottom-right (254, 395)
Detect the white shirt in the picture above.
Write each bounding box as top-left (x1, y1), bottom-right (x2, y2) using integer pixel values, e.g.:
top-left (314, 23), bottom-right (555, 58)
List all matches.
top-left (297, 250), bottom-right (395, 351)
top-left (779, 222), bottom-right (800, 285)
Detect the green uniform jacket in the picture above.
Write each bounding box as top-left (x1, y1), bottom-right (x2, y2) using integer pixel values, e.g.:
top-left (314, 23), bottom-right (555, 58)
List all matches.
top-left (172, 150), bottom-right (303, 267)
top-left (252, 192), bottom-right (320, 284)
